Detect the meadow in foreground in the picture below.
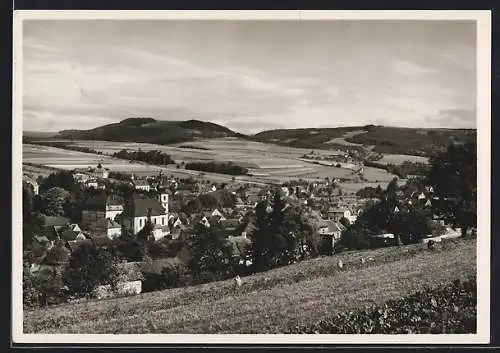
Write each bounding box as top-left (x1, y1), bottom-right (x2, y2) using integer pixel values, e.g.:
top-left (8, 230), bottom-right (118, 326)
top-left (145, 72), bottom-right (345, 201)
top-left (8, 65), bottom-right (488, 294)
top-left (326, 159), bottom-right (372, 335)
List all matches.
top-left (24, 238), bottom-right (476, 334)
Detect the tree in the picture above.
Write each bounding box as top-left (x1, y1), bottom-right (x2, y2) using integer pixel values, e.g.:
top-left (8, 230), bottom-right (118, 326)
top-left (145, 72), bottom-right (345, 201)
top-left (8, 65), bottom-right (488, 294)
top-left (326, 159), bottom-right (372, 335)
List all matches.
top-left (339, 217), bottom-right (351, 228)
top-left (137, 208), bottom-right (154, 243)
top-left (427, 142), bottom-right (477, 237)
top-left (110, 231), bottom-right (145, 262)
top-left (23, 182), bottom-right (35, 218)
top-left (251, 200), bottom-right (272, 272)
top-left (40, 187), bottom-right (71, 217)
top-left (63, 243), bottom-right (120, 296)
top-left (23, 262), bottom-right (40, 308)
top-left (39, 171), bottom-right (78, 194)
top-left (186, 223), bottom-right (234, 280)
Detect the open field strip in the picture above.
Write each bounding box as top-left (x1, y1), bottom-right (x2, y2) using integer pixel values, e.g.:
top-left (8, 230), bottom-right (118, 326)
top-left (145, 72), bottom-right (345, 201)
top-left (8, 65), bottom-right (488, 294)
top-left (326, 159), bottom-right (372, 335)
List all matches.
top-left (377, 154), bottom-right (430, 165)
top-left (362, 166), bottom-right (398, 182)
top-left (325, 130), bottom-right (368, 146)
top-left (24, 238), bottom-right (476, 334)
top-left (338, 179), bottom-right (407, 194)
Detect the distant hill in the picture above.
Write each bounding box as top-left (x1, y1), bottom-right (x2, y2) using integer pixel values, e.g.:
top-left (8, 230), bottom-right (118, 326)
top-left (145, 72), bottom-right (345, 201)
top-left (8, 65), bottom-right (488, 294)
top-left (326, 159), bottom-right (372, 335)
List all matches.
top-left (253, 125), bottom-right (477, 157)
top-left (30, 118), bottom-right (477, 158)
top-left (56, 118), bottom-right (245, 145)
top-left (23, 131), bottom-right (59, 138)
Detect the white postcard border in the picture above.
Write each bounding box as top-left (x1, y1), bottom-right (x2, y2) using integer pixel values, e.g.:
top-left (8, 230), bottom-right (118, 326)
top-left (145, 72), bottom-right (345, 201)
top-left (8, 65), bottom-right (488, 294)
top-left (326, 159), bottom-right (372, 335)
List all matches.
top-left (12, 9), bottom-right (491, 345)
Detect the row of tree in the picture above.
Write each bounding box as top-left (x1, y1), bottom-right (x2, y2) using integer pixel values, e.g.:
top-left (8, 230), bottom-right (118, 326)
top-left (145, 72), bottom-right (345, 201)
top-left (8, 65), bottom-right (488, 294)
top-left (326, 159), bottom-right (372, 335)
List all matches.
top-left (184, 161), bottom-right (248, 176)
top-left (112, 149), bottom-right (174, 166)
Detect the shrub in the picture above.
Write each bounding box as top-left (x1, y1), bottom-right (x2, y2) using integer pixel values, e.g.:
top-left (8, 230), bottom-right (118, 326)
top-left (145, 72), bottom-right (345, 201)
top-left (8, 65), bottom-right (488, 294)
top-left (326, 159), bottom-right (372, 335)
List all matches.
top-left (63, 244), bottom-right (121, 297)
top-left (287, 278), bottom-right (476, 334)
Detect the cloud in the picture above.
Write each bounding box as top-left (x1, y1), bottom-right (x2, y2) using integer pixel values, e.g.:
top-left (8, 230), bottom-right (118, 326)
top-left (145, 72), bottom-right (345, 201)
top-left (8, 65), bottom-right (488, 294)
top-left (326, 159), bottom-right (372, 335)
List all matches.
top-left (21, 20), bottom-right (477, 132)
top-left (434, 109), bottom-right (476, 127)
top-left (391, 59), bottom-right (437, 76)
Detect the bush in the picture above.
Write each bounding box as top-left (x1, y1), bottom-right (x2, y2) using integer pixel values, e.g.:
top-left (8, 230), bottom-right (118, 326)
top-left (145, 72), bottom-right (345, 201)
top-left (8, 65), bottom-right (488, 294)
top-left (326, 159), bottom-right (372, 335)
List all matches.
top-left (142, 264), bottom-right (190, 292)
top-left (63, 244), bottom-right (121, 296)
top-left (287, 278), bottom-right (476, 334)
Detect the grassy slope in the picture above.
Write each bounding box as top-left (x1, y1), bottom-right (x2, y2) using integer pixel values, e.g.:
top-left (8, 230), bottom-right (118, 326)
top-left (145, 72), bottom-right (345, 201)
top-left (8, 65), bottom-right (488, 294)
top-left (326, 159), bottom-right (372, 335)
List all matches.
top-left (24, 238), bottom-right (476, 334)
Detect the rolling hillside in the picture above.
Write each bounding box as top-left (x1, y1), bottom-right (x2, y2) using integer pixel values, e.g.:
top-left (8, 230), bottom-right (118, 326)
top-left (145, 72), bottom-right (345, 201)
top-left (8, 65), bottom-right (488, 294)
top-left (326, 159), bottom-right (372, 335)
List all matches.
top-left (55, 118), bottom-right (245, 145)
top-left (24, 238), bottom-right (476, 334)
top-left (253, 125), bottom-right (477, 157)
top-left (26, 118), bottom-right (477, 158)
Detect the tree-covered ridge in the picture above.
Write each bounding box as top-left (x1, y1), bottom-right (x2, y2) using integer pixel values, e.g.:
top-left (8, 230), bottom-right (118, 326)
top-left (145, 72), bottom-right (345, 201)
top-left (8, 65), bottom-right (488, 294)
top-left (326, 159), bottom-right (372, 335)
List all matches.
top-left (57, 118), bottom-right (244, 145)
top-left (253, 125), bottom-right (476, 157)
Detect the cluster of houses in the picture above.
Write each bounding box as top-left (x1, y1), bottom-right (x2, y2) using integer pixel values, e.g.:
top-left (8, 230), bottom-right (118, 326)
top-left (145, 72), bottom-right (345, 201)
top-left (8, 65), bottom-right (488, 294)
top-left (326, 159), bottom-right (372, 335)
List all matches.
top-left (73, 164), bottom-right (110, 190)
top-left (26, 158), bottom-right (463, 302)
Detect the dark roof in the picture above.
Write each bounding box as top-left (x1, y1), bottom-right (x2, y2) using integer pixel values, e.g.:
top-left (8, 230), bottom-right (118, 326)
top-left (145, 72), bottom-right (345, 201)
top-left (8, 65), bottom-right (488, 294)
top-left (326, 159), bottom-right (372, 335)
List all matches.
top-left (126, 196), bottom-right (166, 217)
top-left (90, 217), bottom-right (121, 229)
top-left (221, 218), bottom-right (239, 229)
top-left (83, 193), bottom-right (123, 211)
top-left (209, 215), bottom-right (222, 225)
top-left (134, 179), bottom-right (150, 187)
top-left (60, 230), bottom-right (85, 241)
top-left (66, 239), bottom-right (92, 252)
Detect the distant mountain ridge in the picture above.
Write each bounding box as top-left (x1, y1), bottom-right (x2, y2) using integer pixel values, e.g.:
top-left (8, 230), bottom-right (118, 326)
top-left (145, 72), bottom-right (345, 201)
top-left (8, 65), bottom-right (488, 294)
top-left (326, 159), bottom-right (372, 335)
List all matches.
top-left (253, 124), bottom-right (477, 156)
top-left (56, 118), bottom-right (246, 145)
top-left (25, 118), bottom-right (477, 157)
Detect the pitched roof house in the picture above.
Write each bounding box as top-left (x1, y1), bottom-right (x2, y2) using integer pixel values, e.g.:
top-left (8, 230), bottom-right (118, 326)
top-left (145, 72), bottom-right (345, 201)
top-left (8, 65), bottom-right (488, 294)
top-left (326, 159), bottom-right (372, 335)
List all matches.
top-left (89, 217), bottom-right (122, 239)
top-left (66, 238), bottom-right (93, 253)
top-left (134, 179), bottom-right (151, 191)
top-left (318, 220), bottom-right (344, 239)
top-left (81, 194), bottom-right (124, 227)
top-left (122, 195), bottom-right (169, 239)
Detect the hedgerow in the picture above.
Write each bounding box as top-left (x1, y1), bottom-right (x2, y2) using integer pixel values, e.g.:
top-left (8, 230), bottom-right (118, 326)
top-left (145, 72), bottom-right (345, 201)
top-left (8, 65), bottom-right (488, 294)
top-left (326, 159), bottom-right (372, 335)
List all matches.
top-left (287, 278), bottom-right (476, 334)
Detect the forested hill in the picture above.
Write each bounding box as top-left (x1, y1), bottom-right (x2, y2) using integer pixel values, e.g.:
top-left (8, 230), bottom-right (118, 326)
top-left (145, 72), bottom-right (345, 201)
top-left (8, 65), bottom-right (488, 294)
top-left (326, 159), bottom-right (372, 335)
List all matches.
top-left (252, 125), bottom-right (477, 157)
top-left (57, 118), bottom-right (245, 145)
top-left (28, 118), bottom-right (477, 157)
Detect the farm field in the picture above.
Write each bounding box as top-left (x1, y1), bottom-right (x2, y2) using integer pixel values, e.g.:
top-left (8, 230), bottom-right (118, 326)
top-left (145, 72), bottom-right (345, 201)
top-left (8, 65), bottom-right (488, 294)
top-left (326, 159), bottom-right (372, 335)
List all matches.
top-left (362, 166), bottom-right (398, 182)
top-left (24, 139), bottom-right (381, 184)
top-left (377, 154), bottom-right (430, 165)
top-left (24, 238), bottom-right (476, 334)
top-left (325, 129), bottom-right (368, 146)
top-left (23, 144), bottom-right (165, 173)
top-left (339, 178), bottom-right (407, 194)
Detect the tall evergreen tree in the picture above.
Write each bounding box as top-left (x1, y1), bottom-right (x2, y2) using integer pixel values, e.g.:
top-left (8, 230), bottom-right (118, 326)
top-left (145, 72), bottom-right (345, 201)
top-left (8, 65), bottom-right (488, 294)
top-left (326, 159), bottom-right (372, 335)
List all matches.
top-left (427, 141), bottom-right (476, 237)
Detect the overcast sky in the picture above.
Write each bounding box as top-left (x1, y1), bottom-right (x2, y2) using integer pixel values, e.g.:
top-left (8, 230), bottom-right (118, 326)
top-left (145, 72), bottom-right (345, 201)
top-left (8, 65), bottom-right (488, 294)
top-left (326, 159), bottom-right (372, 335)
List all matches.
top-left (22, 20), bottom-right (477, 133)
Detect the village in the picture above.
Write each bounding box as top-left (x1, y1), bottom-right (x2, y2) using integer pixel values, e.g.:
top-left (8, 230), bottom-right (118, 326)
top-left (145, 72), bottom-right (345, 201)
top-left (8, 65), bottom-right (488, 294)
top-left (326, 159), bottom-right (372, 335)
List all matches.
top-left (22, 152), bottom-right (463, 304)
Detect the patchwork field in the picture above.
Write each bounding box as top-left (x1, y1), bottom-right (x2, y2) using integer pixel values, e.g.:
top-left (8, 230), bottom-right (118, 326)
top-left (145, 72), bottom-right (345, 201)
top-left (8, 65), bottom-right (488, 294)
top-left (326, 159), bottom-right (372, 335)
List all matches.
top-left (377, 154), bottom-right (430, 165)
top-left (23, 144), bottom-right (165, 173)
top-left (325, 129), bottom-right (368, 146)
top-left (24, 238), bottom-right (476, 334)
top-left (24, 138), bottom-right (384, 184)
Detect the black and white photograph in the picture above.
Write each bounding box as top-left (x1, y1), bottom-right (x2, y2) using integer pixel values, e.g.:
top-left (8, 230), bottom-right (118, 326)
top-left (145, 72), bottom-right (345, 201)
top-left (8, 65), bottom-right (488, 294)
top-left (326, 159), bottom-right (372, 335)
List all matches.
top-left (12, 10), bottom-right (491, 344)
